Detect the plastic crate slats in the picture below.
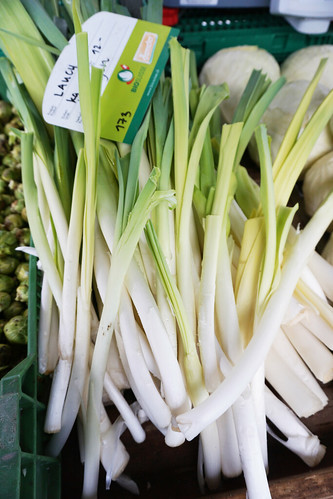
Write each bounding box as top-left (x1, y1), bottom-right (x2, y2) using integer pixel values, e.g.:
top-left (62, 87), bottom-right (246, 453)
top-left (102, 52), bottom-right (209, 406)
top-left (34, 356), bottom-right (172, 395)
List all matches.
top-left (0, 451), bottom-right (61, 499)
top-left (0, 355), bottom-right (35, 398)
top-left (0, 255), bottom-right (61, 498)
top-left (0, 393), bottom-right (20, 450)
top-left (177, 10), bottom-right (333, 66)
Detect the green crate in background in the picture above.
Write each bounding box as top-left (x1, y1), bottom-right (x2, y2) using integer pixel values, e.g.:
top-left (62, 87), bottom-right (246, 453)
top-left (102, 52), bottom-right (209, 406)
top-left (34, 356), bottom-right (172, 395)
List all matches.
top-left (0, 256), bottom-right (61, 499)
top-left (175, 8), bottom-right (333, 68)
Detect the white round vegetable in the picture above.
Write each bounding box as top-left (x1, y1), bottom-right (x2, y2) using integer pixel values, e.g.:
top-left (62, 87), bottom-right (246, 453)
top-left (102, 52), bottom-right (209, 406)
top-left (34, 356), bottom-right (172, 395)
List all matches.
top-left (281, 45), bottom-right (333, 89)
top-left (249, 80), bottom-right (333, 170)
top-left (302, 151), bottom-right (333, 222)
top-left (322, 232), bottom-right (333, 266)
top-left (199, 45), bottom-right (280, 123)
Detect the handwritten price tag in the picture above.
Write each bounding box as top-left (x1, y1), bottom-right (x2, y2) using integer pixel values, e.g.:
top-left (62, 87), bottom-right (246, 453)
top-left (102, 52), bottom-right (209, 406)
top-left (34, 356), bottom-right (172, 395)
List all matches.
top-left (42, 12), bottom-right (178, 143)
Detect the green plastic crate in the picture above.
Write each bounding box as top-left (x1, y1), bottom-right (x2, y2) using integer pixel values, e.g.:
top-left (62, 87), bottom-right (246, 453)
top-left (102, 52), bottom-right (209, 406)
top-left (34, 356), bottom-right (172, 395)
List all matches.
top-left (0, 255), bottom-right (61, 499)
top-left (175, 8), bottom-right (333, 68)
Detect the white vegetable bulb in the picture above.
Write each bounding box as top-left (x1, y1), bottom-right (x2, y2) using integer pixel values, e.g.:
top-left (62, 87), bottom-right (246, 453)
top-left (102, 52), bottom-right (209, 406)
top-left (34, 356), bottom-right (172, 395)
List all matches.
top-left (303, 151), bottom-right (333, 220)
top-left (199, 45), bottom-right (280, 123)
top-left (322, 232), bottom-right (333, 266)
top-left (281, 45), bottom-right (333, 89)
top-left (249, 80), bottom-right (333, 170)
top-left (303, 151), bottom-right (333, 265)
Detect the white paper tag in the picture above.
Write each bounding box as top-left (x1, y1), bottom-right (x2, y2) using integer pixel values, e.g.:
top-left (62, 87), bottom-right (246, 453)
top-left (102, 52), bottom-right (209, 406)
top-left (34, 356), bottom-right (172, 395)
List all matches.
top-left (42, 12), bottom-right (137, 134)
top-left (42, 12), bottom-right (178, 143)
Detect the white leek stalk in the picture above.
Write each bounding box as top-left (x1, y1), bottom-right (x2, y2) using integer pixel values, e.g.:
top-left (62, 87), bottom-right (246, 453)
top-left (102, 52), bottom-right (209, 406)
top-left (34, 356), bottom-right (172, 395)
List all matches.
top-left (177, 190), bottom-right (333, 440)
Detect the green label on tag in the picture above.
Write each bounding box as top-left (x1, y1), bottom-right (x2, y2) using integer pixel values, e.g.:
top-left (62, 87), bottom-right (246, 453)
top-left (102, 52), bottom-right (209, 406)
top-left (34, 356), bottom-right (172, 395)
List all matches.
top-left (101, 21), bottom-right (177, 143)
top-left (42, 12), bottom-right (178, 144)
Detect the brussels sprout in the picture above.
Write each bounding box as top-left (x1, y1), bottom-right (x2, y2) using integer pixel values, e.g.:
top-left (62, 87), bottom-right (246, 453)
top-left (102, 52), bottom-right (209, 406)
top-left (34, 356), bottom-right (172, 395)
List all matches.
top-left (2, 154), bottom-right (19, 170)
top-left (3, 300), bottom-right (26, 320)
top-left (14, 183), bottom-right (24, 201)
top-left (1, 165), bottom-right (21, 182)
top-left (0, 150), bottom-right (7, 162)
top-left (0, 291), bottom-right (11, 312)
top-left (13, 227), bottom-right (30, 246)
top-left (21, 207), bottom-right (28, 222)
top-left (0, 133), bottom-right (8, 156)
top-left (16, 282), bottom-right (29, 303)
top-left (4, 117), bottom-right (23, 137)
top-left (4, 213), bottom-right (24, 231)
top-left (0, 255), bottom-right (19, 274)
top-left (0, 101), bottom-right (12, 123)
top-left (10, 144), bottom-right (21, 162)
top-left (0, 230), bottom-right (17, 255)
top-left (0, 274), bottom-right (17, 293)
top-left (10, 198), bottom-right (25, 215)
top-left (3, 206), bottom-right (11, 218)
top-left (0, 343), bottom-right (12, 370)
top-left (4, 315), bottom-right (28, 345)
top-left (0, 342), bottom-right (26, 378)
top-left (15, 262), bottom-right (29, 281)
top-left (0, 193), bottom-right (14, 207)
top-left (0, 179), bottom-right (7, 194)
top-left (8, 179), bottom-right (20, 193)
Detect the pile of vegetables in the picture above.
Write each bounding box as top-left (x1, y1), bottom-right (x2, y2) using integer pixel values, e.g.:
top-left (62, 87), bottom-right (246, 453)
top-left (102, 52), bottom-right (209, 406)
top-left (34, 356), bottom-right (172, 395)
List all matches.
top-left (200, 44), bottom-right (333, 172)
top-left (1, 1), bottom-right (333, 498)
top-left (0, 99), bottom-right (30, 378)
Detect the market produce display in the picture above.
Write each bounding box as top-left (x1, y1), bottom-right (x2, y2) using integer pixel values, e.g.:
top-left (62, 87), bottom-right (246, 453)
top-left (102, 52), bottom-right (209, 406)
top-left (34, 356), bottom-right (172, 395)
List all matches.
top-left (281, 45), bottom-right (333, 88)
top-left (1, 1), bottom-right (333, 499)
top-left (201, 44), bottom-right (333, 172)
top-left (199, 45), bottom-right (281, 123)
top-left (0, 100), bottom-right (30, 378)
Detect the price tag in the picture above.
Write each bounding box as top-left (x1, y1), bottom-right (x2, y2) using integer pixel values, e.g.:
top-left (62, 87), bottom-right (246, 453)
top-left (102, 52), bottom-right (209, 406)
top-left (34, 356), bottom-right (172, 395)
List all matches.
top-left (42, 12), bottom-right (178, 143)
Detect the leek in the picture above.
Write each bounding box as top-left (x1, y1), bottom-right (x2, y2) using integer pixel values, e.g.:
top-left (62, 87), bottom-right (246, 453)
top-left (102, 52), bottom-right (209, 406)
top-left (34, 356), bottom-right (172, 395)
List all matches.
top-left (1, 2), bottom-right (333, 497)
top-left (177, 189), bottom-right (333, 440)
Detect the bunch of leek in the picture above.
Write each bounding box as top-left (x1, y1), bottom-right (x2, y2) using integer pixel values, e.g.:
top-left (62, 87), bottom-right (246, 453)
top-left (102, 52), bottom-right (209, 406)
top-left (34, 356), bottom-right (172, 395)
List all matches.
top-left (144, 42), bottom-right (333, 498)
top-left (1, 2), bottom-right (333, 499)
